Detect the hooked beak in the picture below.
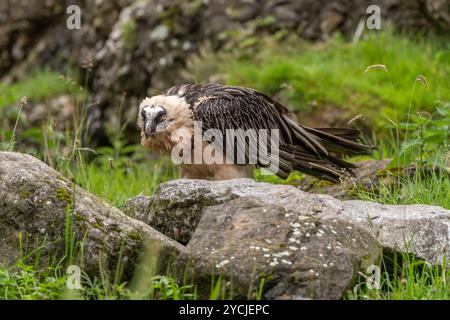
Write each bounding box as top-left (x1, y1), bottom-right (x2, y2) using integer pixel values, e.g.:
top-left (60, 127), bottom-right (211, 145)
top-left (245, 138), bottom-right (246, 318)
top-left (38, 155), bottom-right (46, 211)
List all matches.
top-left (141, 105), bottom-right (167, 139)
top-left (144, 120), bottom-right (158, 139)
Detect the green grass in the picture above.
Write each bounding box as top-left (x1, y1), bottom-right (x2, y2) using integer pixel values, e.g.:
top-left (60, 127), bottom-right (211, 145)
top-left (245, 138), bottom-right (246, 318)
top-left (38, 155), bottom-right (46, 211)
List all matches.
top-left (356, 167), bottom-right (450, 209)
top-left (220, 30), bottom-right (450, 132)
top-left (0, 261), bottom-right (197, 300)
top-left (0, 68), bottom-right (86, 152)
top-left (0, 262), bottom-right (67, 300)
top-left (74, 155), bottom-right (178, 207)
top-left (0, 68), bottom-right (84, 109)
top-left (348, 254), bottom-right (450, 300)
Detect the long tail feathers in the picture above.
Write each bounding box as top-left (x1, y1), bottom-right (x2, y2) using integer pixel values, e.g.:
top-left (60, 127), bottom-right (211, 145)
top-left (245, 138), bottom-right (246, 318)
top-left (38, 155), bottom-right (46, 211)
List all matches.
top-left (303, 126), bottom-right (372, 156)
top-left (274, 116), bottom-right (375, 182)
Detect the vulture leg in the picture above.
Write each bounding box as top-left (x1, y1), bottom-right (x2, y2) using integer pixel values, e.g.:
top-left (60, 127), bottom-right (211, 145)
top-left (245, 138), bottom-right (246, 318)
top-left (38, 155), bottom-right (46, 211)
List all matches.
top-left (213, 164), bottom-right (254, 180)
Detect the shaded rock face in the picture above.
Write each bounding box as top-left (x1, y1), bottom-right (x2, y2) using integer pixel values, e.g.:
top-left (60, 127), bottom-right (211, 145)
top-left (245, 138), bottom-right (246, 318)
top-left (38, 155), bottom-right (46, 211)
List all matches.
top-left (0, 152), bottom-right (183, 278)
top-left (123, 181), bottom-right (238, 244)
top-left (1, 0), bottom-right (449, 145)
top-left (177, 197), bottom-right (381, 299)
top-left (125, 178), bottom-right (450, 264)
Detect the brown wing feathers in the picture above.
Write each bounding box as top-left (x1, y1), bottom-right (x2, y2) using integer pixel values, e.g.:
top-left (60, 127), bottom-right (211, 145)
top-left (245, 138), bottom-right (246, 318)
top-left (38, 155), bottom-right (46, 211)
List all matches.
top-left (167, 83), bottom-right (373, 182)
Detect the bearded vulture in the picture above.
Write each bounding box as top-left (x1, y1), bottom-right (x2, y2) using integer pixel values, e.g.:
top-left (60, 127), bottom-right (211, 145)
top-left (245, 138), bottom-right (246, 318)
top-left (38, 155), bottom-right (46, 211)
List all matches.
top-left (138, 83), bottom-right (373, 182)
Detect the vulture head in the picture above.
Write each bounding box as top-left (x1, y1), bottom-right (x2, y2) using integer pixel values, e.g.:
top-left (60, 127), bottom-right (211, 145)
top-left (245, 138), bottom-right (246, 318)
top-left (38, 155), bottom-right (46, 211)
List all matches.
top-left (137, 95), bottom-right (193, 151)
top-left (138, 102), bottom-right (172, 139)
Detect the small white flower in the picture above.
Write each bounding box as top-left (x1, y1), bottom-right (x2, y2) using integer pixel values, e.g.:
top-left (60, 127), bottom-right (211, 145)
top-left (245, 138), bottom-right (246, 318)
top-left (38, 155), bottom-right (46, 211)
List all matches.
top-left (269, 261), bottom-right (279, 267)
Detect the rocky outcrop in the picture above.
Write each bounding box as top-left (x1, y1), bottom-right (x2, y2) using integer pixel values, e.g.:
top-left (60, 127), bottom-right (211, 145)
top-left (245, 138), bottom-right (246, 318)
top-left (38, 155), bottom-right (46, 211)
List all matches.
top-left (1, 0), bottom-right (449, 145)
top-left (177, 196), bottom-right (381, 299)
top-left (327, 200), bottom-right (450, 265)
top-left (125, 178), bottom-right (450, 264)
top-left (3, 152), bottom-right (450, 299)
top-left (123, 181), bottom-right (237, 244)
top-left (0, 152), bottom-right (184, 278)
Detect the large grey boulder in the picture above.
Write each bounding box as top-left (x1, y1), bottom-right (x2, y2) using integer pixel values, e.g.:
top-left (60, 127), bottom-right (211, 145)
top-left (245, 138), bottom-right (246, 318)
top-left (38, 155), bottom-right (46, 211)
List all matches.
top-left (124, 178), bottom-right (450, 264)
top-left (329, 200), bottom-right (450, 265)
top-left (176, 197), bottom-right (381, 299)
top-left (123, 181), bottom-right (236, 244)
top-left (0, 152), bottom-right (184, 278)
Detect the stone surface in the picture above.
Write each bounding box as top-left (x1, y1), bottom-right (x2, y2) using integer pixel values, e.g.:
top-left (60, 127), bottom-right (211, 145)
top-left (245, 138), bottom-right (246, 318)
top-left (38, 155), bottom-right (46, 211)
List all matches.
top-left (125, 178), bottom-right (450, 264)
top-left (297, 159), bottom-right (392, 199)
top-left (3, 151), bottom-right (449, 299)
top-left (176, 197), bottom-right (381, 299)
top-left (123, 179), bottom-right (238, 244)
top-left (328, 200), bottom-right (450, 265)
top-left (0, 152), bottom-right (184, 278)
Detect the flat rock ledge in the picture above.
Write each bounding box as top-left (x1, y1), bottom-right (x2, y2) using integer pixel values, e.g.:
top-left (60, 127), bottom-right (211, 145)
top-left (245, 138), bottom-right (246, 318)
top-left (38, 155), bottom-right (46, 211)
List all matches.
top-left (124, 179), bottom-right (450, 265)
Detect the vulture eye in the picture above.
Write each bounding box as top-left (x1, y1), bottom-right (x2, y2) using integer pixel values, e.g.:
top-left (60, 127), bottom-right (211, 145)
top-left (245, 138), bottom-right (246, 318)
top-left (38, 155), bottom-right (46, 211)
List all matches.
top-left (159, 114), bottom-right (167, 121)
